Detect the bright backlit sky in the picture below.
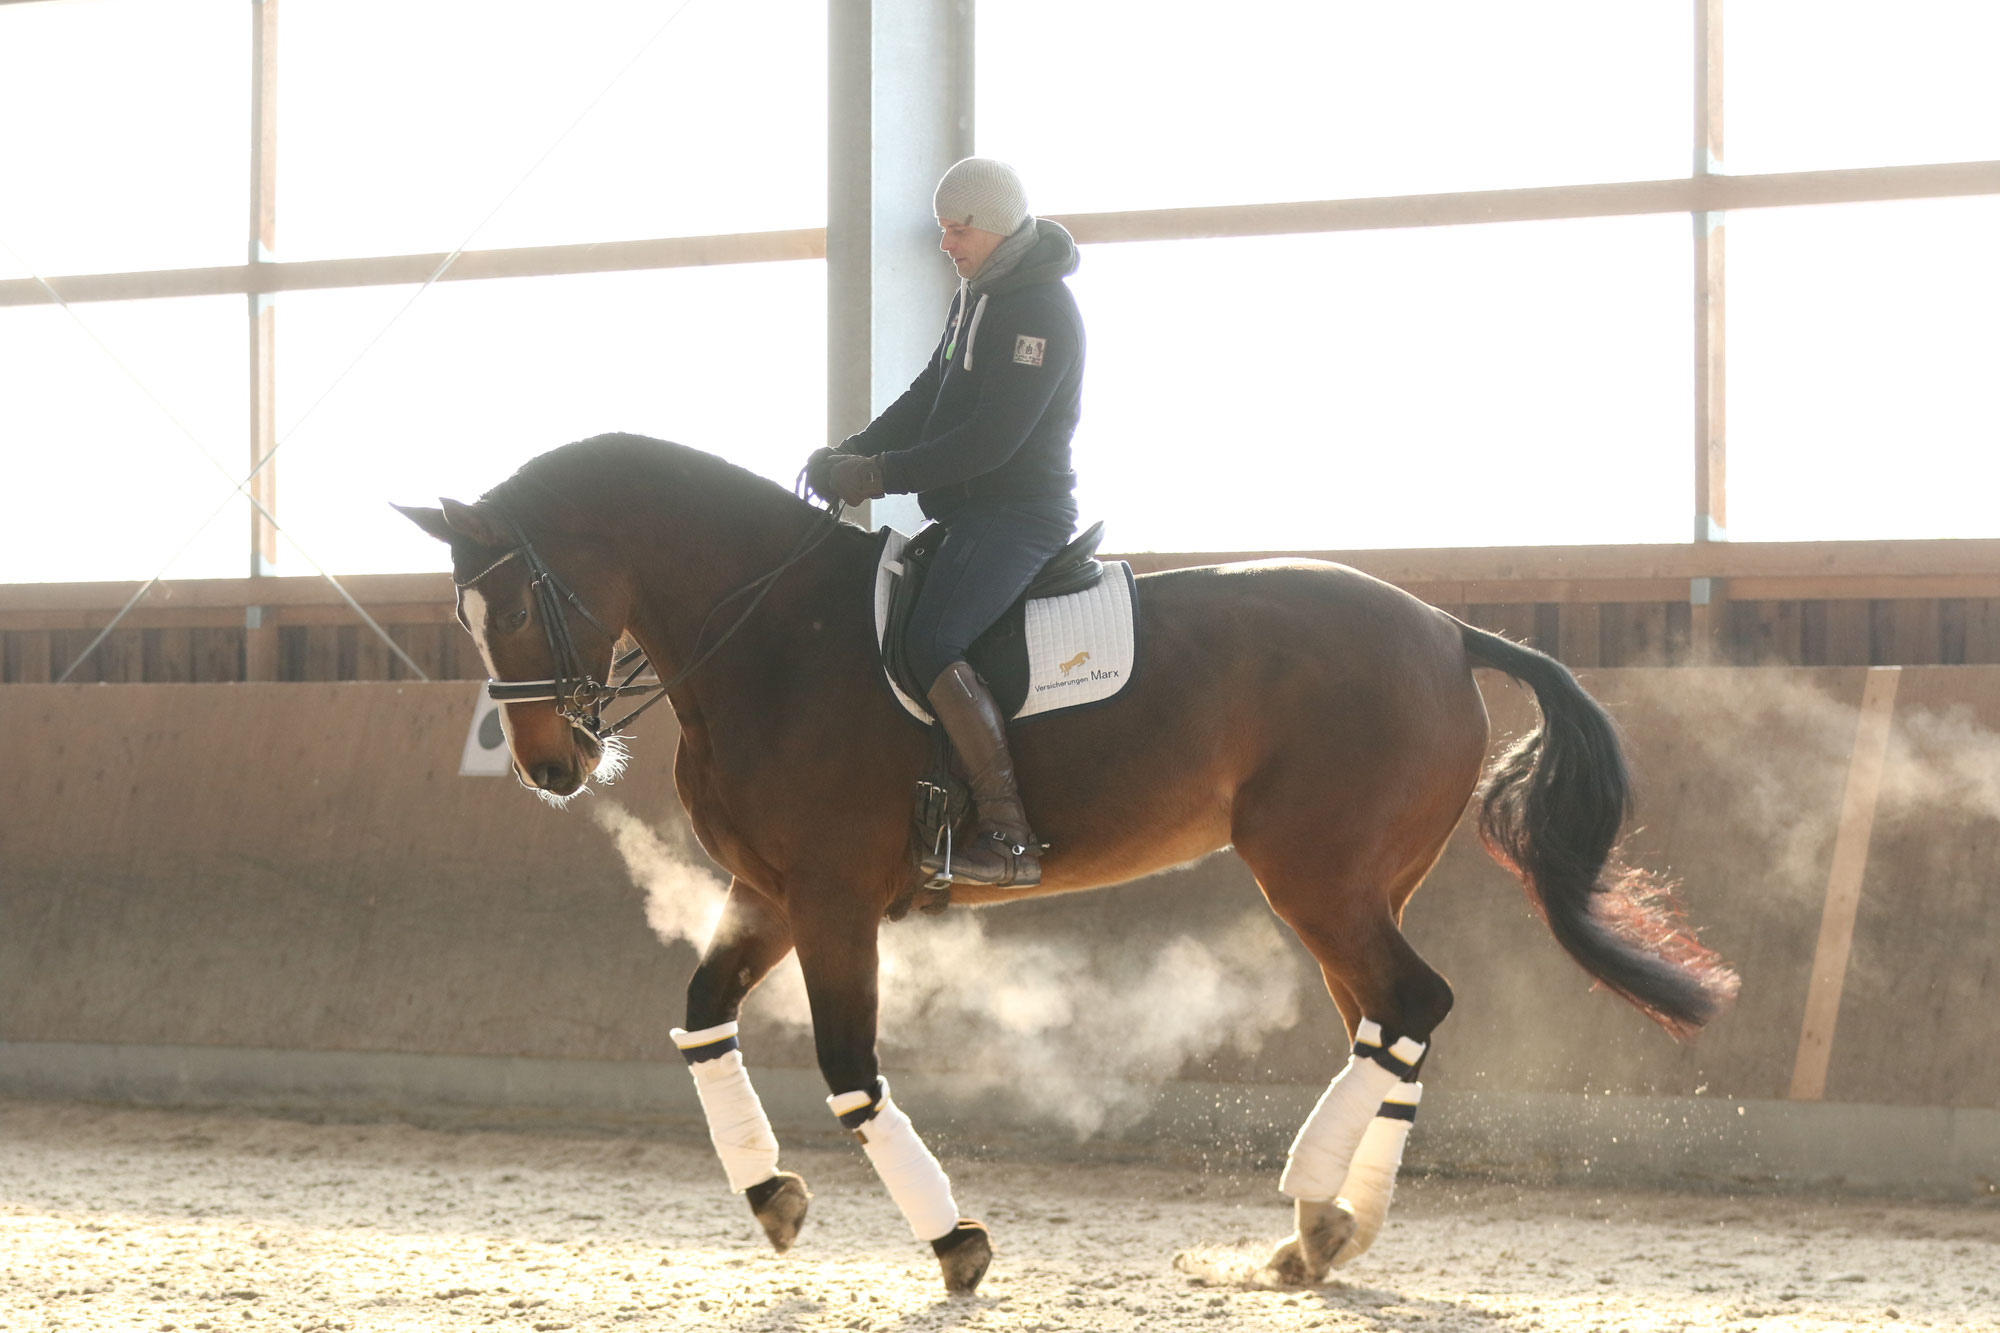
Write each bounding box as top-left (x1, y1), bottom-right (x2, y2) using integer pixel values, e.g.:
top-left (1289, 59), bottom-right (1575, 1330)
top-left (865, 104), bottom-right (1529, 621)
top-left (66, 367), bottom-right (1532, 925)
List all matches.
top-left (2, 0), bottom-right (1998, 584)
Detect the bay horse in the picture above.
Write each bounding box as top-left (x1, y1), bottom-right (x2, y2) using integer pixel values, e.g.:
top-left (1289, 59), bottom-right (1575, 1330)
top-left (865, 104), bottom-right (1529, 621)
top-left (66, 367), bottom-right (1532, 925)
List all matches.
top-left (399, 432), bottom-right (1736, 1294)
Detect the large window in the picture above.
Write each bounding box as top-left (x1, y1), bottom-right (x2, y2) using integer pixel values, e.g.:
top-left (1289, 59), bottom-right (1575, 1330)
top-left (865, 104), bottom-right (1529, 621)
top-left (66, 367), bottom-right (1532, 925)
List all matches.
top-left (1068, 214), bottom-right (1690, 551)
top-left (277, 262), bottom-right (826, 576)
top-left (0, 0), bottom-right (827, 584)
top-left (2, 1), bottom-right (1996, 584)
top-left (0, 0), bottom-right (245, 276)
top-left (976, 0), bottom-right (2000, 551)
top-left (280, 0), bottom-right (826, 259)
top-left (3, 295), bottom-right (248, 583)
top-left (978, 0), bottom-right (1690, 213)
top-left (1727, 0), bottom-right (2000, 175)
top-left (1727, 196), bottom-right (2000, 541)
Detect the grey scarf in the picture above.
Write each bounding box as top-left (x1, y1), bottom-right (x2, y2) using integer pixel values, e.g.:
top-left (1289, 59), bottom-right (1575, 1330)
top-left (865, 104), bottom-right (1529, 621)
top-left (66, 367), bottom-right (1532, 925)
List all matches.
top-left (968, 216), bottom-right (1040, 294)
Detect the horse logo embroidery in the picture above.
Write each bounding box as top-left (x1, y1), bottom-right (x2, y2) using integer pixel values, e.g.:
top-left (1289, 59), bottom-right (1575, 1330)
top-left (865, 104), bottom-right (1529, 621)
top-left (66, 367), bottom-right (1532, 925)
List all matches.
top-left (1059, 650), bottom-right (1090, 676)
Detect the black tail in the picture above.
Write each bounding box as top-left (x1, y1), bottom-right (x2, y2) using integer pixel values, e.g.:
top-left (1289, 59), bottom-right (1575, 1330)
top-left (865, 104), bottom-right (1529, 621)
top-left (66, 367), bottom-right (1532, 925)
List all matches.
top-left (1460, 621), bottom-right (1739, 1039)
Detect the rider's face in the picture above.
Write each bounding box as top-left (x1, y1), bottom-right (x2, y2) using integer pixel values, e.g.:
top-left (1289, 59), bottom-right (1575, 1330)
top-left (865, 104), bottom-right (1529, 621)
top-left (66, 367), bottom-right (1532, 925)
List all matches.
top-left (938, 219), bottom-right (1006, 279)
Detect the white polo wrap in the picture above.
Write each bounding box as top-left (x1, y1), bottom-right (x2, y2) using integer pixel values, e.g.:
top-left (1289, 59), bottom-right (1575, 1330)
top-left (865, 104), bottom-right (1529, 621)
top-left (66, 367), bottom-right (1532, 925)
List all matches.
top-left (1331, 1081), bottom-right (1422, 1267)
top-left (829, 1079), bottom-right (960, 1242)
top-left (671, 1022), bottom-right (781, 1193)
top-left (1279, 1019), bottom-right (1426, 1202)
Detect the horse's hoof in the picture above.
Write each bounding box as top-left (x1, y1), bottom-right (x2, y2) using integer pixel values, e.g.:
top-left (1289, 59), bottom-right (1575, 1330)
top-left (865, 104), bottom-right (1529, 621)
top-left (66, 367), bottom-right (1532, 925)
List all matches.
top-left (1263, 1199), bottom-right (1356, 1285)
top-left (1327, 1193), bottom-right (1382, 1270)
top-left (745, 1171), bottom-right (811, 1254)
top-left (1264, 1232), bottom-right (1314, 1286)
top-left (932, 1219), bottom-right (992, 1295)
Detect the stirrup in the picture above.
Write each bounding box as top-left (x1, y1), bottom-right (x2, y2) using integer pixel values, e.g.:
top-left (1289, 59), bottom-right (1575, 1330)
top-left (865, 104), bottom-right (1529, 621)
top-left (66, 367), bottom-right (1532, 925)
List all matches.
top-left (920, 819), bottom-right (956, 891)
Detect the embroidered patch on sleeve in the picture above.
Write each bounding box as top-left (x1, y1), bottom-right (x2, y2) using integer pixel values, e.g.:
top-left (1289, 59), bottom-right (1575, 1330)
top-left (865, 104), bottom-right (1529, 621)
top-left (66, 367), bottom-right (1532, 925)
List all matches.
top-left (1013, 334), bottom-right (1047, 366)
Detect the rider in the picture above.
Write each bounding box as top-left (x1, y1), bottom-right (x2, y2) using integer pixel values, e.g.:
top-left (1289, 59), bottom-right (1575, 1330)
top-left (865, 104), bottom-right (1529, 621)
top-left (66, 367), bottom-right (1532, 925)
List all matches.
top-left (809, 157), bottom-right (1084, 889)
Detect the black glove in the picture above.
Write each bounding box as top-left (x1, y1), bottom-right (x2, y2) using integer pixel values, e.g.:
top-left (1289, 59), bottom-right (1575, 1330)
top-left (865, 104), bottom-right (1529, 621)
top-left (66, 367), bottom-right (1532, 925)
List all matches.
top-left (826, 454), bottom-right (886, 506)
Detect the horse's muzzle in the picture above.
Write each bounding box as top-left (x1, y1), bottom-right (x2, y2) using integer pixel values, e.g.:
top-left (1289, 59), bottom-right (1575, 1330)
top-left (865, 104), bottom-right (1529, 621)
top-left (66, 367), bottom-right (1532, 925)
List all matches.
top-left (527, 761), bottom-right (583, 796)
top-left (523, 725), bottom-right (602, 796)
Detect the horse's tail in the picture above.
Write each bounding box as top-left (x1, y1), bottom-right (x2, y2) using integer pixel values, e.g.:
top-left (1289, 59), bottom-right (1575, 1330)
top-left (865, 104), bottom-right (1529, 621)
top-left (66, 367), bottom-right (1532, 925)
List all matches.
top-left (1458, 620), bottom-right (1739, 1040)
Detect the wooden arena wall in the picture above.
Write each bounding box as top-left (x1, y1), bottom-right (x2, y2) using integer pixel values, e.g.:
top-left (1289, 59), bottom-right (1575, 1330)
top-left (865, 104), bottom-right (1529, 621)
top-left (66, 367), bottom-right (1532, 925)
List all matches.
top-left (10, 538), bottom-right (2000, 684)
top-left (3, 669), bottom-right (1994, 1125)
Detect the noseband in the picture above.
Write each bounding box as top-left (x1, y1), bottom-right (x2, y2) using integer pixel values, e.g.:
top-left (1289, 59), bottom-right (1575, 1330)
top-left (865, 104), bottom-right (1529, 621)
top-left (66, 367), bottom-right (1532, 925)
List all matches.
top-left (455, 504), bottom-right (842, 741)
top-left (454, 516), bottom-right (664, 740)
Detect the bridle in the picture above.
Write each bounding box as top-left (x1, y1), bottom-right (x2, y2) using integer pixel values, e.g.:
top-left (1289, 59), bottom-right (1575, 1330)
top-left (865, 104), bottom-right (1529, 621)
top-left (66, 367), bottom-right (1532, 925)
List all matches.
top-left (455, 502), bottom-right (843, 741)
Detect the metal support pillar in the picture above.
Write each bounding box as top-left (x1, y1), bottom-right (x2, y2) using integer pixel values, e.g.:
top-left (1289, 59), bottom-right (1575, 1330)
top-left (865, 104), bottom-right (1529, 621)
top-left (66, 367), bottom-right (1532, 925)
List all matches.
top-left (828, 0), bottom-right (975, 534)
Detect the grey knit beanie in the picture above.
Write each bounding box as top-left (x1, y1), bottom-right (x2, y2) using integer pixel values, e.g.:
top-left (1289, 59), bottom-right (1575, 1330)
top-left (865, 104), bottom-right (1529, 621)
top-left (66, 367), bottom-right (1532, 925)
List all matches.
top-left (933, 157), bottom-right (1029, 234)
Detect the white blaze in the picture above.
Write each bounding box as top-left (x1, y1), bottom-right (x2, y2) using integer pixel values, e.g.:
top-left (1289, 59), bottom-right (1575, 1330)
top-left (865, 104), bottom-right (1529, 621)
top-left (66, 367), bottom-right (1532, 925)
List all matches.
top-left (458, 588), bottom-right (500, 677)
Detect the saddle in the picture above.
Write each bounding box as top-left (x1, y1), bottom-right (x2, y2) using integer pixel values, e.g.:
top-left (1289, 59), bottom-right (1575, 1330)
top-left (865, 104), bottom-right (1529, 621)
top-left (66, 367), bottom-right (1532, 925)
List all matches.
top-left (880, 519), bottom-right (1107, 716)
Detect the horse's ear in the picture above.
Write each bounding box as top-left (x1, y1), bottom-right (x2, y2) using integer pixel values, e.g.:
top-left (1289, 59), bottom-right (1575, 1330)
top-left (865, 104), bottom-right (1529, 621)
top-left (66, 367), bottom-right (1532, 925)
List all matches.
top-left (392, 503), bottom-right (453, 544)
top-left (438, 497), bottom-right (509, 549)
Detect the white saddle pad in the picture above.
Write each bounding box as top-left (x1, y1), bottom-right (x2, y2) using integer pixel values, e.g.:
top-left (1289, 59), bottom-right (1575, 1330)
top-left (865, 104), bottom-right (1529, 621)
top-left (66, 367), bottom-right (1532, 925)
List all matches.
top-left (873, 527), bottom-right (1139, 724)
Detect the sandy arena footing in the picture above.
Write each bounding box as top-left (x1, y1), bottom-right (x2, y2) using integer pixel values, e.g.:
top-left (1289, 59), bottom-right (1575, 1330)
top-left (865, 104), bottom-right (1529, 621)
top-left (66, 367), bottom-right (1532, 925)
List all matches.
top-left (3, 1098), bottom-right (1997, 1332)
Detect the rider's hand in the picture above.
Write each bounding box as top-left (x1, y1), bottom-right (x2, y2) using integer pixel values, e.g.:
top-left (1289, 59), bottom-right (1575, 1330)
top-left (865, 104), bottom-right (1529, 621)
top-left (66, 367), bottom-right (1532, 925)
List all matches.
top-left (827, 454), bottom-right (886, 506)
top-left (804, 446), bottom-right (839, 502)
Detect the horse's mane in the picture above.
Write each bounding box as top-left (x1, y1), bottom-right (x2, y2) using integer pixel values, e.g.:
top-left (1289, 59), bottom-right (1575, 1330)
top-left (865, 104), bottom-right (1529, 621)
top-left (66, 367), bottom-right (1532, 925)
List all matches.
top-left (482, 432), bottom-right (815, 535)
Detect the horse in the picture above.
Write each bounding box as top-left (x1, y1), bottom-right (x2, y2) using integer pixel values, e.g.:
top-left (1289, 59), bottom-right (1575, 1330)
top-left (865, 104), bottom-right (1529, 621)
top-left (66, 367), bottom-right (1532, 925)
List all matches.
top-left (398, 431), bottom-right (1737, 1295)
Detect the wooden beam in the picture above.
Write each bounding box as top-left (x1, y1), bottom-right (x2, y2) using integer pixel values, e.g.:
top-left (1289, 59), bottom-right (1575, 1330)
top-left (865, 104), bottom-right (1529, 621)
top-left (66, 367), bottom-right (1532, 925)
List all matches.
top-left (3, 161), bottom-right (1996, 310)
top-left (10, 540), bottom-right (2000, 610)
top-left (0, 230), bottom-right (829, 308)
top-left (1790, 666), bottom-right (1901, 1100)
top-left (1726, 575), bottom-right (2000, 601)
top-left (1111, 539), bottom-right (2000, 584)
top-left (1050, 161), bottom-right (2000, 245)
top-left (1693, 207), bottom-right (1727, 544)
top-left (0, 573), bottom-right (454, 613)
top-left (247, 0), bottom-right (280, 591)
top-left (10, 545), bottom-right (2000, 635)
top-left (1691, 0), bottom-right (1730, 650)
top-left (1696, 0), bottom-right (1723, 175)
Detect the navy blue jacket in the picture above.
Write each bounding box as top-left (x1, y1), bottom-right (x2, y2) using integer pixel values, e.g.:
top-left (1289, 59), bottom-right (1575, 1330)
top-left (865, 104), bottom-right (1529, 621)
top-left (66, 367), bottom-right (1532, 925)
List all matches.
top-left (840, 220), bottom-right (1084, 521)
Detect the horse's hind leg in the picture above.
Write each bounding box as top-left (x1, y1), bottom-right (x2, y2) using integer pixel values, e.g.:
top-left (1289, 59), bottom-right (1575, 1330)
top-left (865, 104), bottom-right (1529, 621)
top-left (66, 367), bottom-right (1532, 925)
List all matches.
top-left (1247, 851), bottom-right (1456, 1283)
top-left (676, 879), bottom-right (810, 1253)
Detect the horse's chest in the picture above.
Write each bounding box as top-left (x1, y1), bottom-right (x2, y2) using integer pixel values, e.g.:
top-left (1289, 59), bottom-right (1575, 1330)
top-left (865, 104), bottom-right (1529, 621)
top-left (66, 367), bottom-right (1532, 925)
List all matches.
top-left (673, 746), bottom-right (771, 883)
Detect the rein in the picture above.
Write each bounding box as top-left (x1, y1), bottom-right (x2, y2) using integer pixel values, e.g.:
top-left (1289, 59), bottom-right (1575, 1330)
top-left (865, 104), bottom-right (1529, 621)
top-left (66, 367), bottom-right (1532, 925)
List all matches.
top-left (459, 501), bottom-right (845, 740)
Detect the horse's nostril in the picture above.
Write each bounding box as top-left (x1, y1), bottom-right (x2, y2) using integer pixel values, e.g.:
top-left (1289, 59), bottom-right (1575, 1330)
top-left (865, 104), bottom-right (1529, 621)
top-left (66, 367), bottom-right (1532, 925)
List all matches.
top-left (531, 763), bottom-right (564, 790)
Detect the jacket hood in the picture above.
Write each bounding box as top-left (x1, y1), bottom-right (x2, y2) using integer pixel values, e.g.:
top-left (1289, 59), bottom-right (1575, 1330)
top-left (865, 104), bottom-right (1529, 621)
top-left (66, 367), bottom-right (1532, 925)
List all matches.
top-left (981, 218), bottom-right (1080, 297)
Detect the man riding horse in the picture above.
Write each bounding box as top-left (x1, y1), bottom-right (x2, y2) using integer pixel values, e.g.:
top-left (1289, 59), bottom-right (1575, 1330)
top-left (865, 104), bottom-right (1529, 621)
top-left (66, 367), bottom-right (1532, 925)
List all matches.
top-left (809, 157), bottom-right (1084, 890)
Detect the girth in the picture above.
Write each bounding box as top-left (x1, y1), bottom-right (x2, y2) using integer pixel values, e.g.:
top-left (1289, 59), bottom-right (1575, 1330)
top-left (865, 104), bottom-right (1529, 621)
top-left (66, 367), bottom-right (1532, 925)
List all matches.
top-left (881, 519), bottom-right (1106, 708)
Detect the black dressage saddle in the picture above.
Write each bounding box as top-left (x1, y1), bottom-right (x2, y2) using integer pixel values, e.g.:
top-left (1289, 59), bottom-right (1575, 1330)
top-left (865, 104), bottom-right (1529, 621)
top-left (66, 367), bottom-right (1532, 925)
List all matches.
top-left (880, 519), bottom-right (1106, 717)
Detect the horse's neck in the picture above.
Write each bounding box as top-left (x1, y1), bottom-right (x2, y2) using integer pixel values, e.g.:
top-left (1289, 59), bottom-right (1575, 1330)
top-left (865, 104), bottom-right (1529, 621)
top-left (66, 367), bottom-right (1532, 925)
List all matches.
top-left (621, 492), bottom-right (858, 701)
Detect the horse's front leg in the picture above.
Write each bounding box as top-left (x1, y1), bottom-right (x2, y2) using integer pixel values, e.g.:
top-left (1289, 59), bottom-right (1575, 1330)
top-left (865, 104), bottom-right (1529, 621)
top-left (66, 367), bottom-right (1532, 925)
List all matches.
top-left (793, 892), bottom-right (992, 1295)
top-left (673, 878), bottom-right (810, 1252)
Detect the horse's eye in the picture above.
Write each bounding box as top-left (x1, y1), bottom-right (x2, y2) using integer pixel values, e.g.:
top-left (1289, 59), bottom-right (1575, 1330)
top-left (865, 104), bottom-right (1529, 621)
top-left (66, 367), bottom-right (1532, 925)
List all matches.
top-left (504, 608), bottom-right (530, 631)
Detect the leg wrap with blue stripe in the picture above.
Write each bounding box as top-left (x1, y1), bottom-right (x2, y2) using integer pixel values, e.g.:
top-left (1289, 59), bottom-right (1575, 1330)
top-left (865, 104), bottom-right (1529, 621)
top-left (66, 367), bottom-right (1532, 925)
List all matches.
top-left (672, 1022), bottom-right (781, 1193)
top-left (828, 1078), bottom-right (960, 1242)
top-left (1331, 1080), bottom-right (1422, 1267)
top-left (1279, 1019), bottom-right (1427, 1202)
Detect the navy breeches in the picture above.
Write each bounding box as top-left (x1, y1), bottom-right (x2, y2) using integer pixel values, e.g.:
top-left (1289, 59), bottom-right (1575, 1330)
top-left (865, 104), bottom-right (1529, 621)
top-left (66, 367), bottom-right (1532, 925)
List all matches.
top-left (904, 497), bottom-right (1079, 691)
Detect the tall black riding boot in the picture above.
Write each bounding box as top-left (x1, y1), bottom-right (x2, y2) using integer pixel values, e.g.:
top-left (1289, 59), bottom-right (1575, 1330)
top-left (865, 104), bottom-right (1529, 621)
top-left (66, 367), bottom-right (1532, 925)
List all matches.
top-left (924, 660), bottom-right (1041, 888)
